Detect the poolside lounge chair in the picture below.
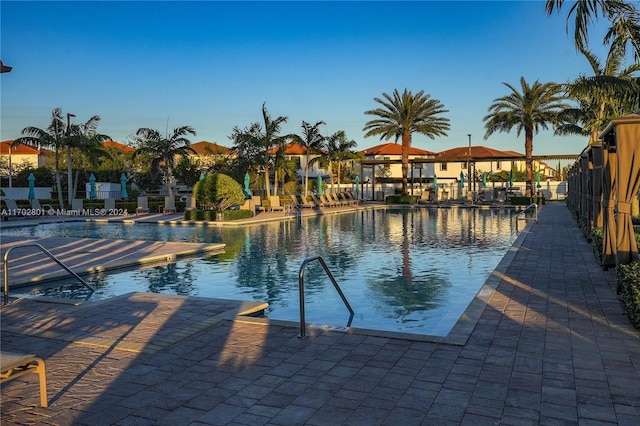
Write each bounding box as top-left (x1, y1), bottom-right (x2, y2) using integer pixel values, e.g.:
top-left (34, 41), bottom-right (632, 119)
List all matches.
top-left (298, 195), bottom-right (316, 209)
top-left (163, 196), bottom-right (176, 213)
top-left (269, 196), bottom-right (285, 213)
top-left (0, 351), bottom-right (48, 407)
top-left (72, 199), bottom-right (83, 211)
top-left (311, 194), bottom-right (329, 208)
top-left (30, 199), bottom-right (42, 210)
top-left (329, 192), bottom-right (348, 206)
top-left (136, 196), bottom-right (149, 215)
top-left (252, 196), bottom-right (266, 213)
top-left (338, 192), bottom-right (357, 206)
top-left (2, 199), bottom-right (20, 220)
top-left (291, 195), bottom-right (313, 209)
top-left (104, 198), bottom-right (116, 210)
top-left (417, 191), bottom-right (431, 205)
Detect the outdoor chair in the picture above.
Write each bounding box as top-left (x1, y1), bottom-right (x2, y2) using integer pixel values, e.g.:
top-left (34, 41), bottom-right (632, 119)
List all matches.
top-left (163, 196), bottom-right (176, 213)
top-left (136, 196), bottom-right (149, 215)
top-left (339, 192), bottom-right (357, 205)
top-left (1, 351), bottom-right (48, 407)
top-left (72, 199), bottom-right (83, 211)
top-left (311, 194), bottom-right (329, 208)
top-left (417, 191), bottom-right (431, 205)
top-left (292, 195), bottom-right (313, 209)
top-left (345, 191), bottom-right (360, 204)
top-left (252, 196), bottom-right (266, 213)
top-left (321, 194), bottom-right (337, 207)
top-left (104, 198), bottom-right (116, 210)
top-left (330, 192), bottom-right (348, 206)
top-left (2, 199), bottom-right (20, 220)
top-left (268, 196), bottom-right (285, 213)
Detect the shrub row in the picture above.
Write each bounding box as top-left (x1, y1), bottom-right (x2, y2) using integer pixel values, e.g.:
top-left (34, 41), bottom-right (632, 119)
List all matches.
top-left (617, 262), bottom-right (640, 329)
top-left (385, 195), bottom-right (418, 205)
top-left (509, 196), bottom-right (545, 205)
top-left (183, 209), bottom-right (253, 221)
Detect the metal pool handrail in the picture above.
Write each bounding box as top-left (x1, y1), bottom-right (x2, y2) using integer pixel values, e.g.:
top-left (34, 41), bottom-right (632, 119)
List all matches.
top-left (298, 255), bottom-right (354, 338)
top-left (516, 203), bottom-right (538, 222)
top-left (3, 243), bottom-right (94, 305)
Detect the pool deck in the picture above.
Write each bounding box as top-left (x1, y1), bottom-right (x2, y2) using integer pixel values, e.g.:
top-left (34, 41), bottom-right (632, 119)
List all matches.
top-left (1, 202), bottom-right (639, 425)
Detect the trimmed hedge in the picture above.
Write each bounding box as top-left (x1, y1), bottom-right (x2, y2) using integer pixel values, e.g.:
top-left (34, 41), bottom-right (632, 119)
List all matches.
top-left (183, 209), bottom-right (253, 221)
top-left (617, 261), bottom-right (640, 329)
top-left (386, 195), bottom-right (418, 205)
top-left (591, 227), bottom-right (603, 264)
top-left (509, 196), bottom-right (545, 205)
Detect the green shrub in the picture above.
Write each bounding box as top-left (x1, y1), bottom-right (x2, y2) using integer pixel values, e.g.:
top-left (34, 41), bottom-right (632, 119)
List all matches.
top-left (194, 173), bottom-right (245, 212)
top-left (386, 195), bottom-right (418, 205)
top-left (617, 261), bottom-right (640, 329)
top-left (509, 196), bottom-right (545, 205)
top-left (591, 227), bottom-right (603, 264)
top-left (224, 209), bottom-right (253, 221)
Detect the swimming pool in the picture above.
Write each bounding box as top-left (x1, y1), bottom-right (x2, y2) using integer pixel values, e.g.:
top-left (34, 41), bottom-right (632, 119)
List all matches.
top-left (4, 208), bottom-right (520, 336)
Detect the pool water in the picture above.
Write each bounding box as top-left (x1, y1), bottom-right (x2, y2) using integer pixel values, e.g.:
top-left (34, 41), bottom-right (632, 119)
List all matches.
top-left (5, 208), bottom-right (520, 336)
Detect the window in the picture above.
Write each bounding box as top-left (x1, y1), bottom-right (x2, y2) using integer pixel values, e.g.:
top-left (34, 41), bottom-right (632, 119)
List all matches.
top-left (440, 162), bottom-right (448, 171)
top-left (461, 161), bottom-right (467, 169)
top-left (496, 161), bottom-right (502, 170)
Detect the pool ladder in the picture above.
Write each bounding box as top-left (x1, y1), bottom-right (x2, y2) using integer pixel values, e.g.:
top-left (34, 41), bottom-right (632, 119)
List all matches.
top-left (298, 256), bottom-right (354, 338)
top-left (3, 243), bottom-right (94, 305)
top-left (516, 203), bottom-right (538, 222)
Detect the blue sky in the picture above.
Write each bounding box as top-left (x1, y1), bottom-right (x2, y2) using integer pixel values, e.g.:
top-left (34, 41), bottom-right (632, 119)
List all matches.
top-left (0, 1), bottom-right (621, 158)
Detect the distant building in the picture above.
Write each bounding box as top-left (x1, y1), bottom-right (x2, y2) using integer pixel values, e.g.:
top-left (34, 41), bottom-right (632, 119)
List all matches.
top-left (0, 140), bottom-right (47, 172)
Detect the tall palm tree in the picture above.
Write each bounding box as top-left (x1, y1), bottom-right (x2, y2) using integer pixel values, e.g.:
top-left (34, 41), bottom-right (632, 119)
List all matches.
top-left (363, 88), bottom-right (450, 195)
top-left (545, 0), bottom-right (640, 59)
top-left (483, 77), bottom-right (568, 196)
top-left (290, 121), bottom-right (326, 197)
top-left (325, 130), bottom-right (359, 192)
top-left (555, 45), bottom-right (640, 143)
top-left (13, 108), bottom-right (69, 208)
top-left (65, 115), bottom-right (110, 203)
top-left (230, 104), bottom-right (289, 198)
top-left (133, 125), bottom-right (196, 197)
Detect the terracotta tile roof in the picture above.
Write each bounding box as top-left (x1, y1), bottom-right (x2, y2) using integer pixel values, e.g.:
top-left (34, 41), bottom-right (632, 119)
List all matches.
top-left (0, 140), bottom-right (41, 155)
top-left (190, 141), bottom-right (230, 155)
top-left (103, 140), bottom-right (135, 153)
top-left (361, 143), bottom-right (435, 156)
top-left (435, 145), bottom-right (523, 160)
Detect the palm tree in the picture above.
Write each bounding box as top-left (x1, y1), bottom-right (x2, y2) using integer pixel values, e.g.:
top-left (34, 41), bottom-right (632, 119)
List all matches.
top-left (13, 108), bottom-right (69, 208)
top-left (290, 121), bottom-right (326, 197)
top-left (555, 45), bottom-right (640, 144)
top-left (230, 104), bottom-right (289, 198)
top-left (325, 130), bottom-right (359, 192)
top-left (363, 88), bottom-right (450, 195)
top-left (65, 115), bottom-right (110, 203)
top-left (133, 125), bottom-right (196, 197)
top-left (544, 0), bottom-right (640, 59)
top-left (483, 77), bottom-right (568, 196)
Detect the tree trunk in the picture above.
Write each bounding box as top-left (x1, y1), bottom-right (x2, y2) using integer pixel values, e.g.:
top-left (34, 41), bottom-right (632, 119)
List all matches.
top-left (304, 154), bottom-right (310, 197)
top-left (525, 129), bottom-right (533, 197)
top-left (55, 149), bottom-right (64, 209)
top-left (67, 148), bottom-right (73, 205)
top-left (401, 132), bottom-right (411, 195)
top-left (264, 166), bottom-right (271, 198)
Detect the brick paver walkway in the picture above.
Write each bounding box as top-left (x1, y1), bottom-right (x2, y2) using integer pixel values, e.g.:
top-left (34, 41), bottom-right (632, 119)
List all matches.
top-left (1, 203), bottom-right (639, 425)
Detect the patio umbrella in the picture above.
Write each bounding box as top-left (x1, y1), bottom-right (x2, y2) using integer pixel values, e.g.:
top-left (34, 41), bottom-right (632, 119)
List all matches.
top-left (244, 172), bottom-right (251, 197)
top-left (354, 175), bottom-right (360, 197)
top-left (27, 172), bottom-right (35, 200)
top-left (508, 169), bottom-right (514, 187)
top-left (120, 173), bottom-right (128, 199)
top-left (199, 172), bottom-right (205, 181)
top-left (536, 172), bottom-right (542, 190)
top-left (481, 173), bottom-right (487, 188)
top-left (459, 171), bottom-right (465, 189)
top-left (89, 173), bottom-right (97, 200)
top-left (433, 174), bottom-right (438, 192)
top-left (317, 175), bottom-right (323, 195)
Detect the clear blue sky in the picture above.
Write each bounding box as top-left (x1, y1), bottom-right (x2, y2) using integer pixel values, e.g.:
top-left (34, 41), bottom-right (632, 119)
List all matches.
top-left (0, 1), bottom-right (620, 158)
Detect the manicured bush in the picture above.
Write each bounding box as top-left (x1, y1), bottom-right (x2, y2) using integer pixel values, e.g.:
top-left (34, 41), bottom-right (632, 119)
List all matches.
top-left (509, 196), bottom-right (545, 205)
top-left (193, 173), bottom-right (245, 212)
top-left (617, 261), bottom-right (640, 329)
top-left (591, 227), bottom-right (603, 264)
top-left (224, 209), bottom-right (253, 221)
top-left (386, 195), bottom-right (418, 205)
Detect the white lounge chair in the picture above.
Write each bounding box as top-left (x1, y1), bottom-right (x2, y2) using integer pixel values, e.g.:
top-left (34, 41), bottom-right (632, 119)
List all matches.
top-left (269, 196), bottom-right (285, 213)
top-left (136, 196), bottom-right (149, 215)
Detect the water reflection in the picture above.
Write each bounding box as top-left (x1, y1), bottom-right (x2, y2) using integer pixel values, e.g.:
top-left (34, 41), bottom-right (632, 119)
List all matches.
top-left (7, 208), bottom-right (519, 335)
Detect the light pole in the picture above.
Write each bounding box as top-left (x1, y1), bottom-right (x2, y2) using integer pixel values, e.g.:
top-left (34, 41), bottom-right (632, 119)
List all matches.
top-left (8, 144), bottom-right (13, 188)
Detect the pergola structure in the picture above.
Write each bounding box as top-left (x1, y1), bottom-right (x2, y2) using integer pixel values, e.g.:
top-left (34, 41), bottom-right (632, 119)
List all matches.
top-left (568, 113), bottom-right (640, 271)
